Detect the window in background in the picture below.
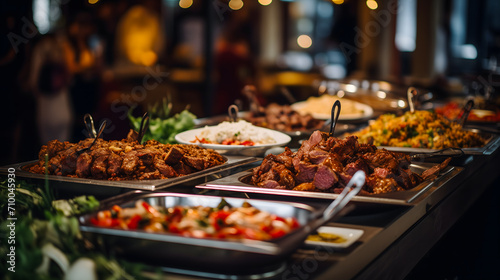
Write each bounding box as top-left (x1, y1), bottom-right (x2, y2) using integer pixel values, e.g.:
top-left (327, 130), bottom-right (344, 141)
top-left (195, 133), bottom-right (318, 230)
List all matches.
top-left (280, 0), bottom-right (339, 75)
top-left (33, 0), bottom-right (62, 34)
top-left (395, 0), bottom-right (416, 76)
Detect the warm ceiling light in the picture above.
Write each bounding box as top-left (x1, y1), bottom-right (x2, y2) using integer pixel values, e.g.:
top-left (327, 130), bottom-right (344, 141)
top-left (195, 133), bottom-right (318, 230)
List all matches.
top-left (297, 35), bottom-right (312, 49)
top-left (88, 0), bottom-right (99, 4)
top-left (332, 0), bottom-right (344, 4)
top-left (366, 0), bottom-right (378, 10)
top-left (258, 0), bottom-right (272, 5)
top-left (229, 0), bottom-right (244, 10)
top-left (179, 0), bottom-right (193, 9)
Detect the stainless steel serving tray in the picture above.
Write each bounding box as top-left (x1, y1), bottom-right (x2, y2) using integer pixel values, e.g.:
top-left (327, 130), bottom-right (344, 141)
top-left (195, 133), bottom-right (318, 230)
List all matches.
top-left (378, 133), bottom-right (500, 155)
top-left (78, 191), bottom-right (350, 272)
top-left (0, 156), bottom-right (259, 197)
top-left (196, 163), bottom-right (463, 206)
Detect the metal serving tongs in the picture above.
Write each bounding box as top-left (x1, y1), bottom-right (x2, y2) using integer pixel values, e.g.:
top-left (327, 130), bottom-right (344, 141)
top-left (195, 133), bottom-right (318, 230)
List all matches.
top-left (137, 112), bottom-right (150, 144)
top-left (228, 104), bottom-right (239, 122)
top-left (84, 113), bottom-right (97, 138)
top-left (329, 100), bottom-right (341, 137)
top-left (322, 170), bottom-right (365, 221)
top-left (410, 147), bottom-right (464, 161)
top-left (77, 120), bottom-right (107, 155)
top-left (286, 171), bottom-right (365, 247)
top-left (458, 99), bottom-right (474, 127)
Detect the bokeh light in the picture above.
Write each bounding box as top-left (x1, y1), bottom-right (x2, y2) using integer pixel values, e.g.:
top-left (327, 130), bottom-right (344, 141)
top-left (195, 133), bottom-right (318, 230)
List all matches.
top-left (297, 35), bottom-right (312, 48)
top-left (179, 0), bottom-right (193, 9)
top-left (229, 0), bottom-right (244, 10)
top-left (366, 0), bottom-right (378, 10)
top-left (258, 0), bottom-right (272, 6)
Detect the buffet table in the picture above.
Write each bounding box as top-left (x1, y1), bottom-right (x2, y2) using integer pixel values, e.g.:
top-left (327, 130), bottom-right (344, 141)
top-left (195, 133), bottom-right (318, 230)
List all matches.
top-left (126, 141), bottom-right (499, 280)
top-left (3, 104), bottom-right (499, 279)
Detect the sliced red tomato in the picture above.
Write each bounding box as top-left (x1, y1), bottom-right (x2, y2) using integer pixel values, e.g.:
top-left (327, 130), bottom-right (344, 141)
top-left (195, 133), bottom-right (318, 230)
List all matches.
top-left (127, 214), bottom-right (142, 229)
top-left (269, 228), bottom-right (287, 239)
top-left (215, 227), bottom-right (243, 238)
top-left (91, 217), bottom-right (120, 227)
top-left (286, 217), bottom-right (300, 229)
top-left (271, 215), bottom-right (287, 223)
top-left (210, 210), bottom-right (231, 230)
top-left (221, 139), bottom-right (235, 145)
top-left (168, 222), bottom-right (181, 233)
top-left (142, 201), bottom-right (160, 217)
top-left (240, 140), bottom-right (255, 146)
top-left (166, 206), bottom-right (183, 223)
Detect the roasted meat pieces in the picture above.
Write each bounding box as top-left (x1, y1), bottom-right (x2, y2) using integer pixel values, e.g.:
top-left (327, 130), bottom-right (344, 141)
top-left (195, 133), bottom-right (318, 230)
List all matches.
top-left (27, 130), bottom-right (226, 180)
top-left (251, 131), bottom-right (450, 194)
top-left (246, 103), bottom-right (325, 132)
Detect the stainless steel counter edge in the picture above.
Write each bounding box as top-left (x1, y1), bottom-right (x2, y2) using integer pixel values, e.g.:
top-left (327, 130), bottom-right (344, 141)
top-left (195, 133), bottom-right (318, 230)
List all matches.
top-left (312, 152), bottom-right (500, 280)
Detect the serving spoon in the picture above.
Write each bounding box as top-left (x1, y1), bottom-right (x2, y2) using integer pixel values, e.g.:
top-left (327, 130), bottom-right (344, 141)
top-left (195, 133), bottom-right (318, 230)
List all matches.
top-left (407, 87), bottom-right (418, 113)
top-left (228, 104), bottom-right (239, 122)
top-left (329, 100), bottom-right (341, 137)
top-left (84, 113), bottom-right (97, 138)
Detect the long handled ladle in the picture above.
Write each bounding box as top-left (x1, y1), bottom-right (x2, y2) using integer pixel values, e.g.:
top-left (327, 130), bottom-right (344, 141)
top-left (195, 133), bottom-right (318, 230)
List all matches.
top-left (228, 104), bottom-right (239, 122)
top-left (407, 87), bottom-right (418, 113)
top-left (77, 120), bottom-right (107, 155)
top-left (329, 100), bottom-right (341, 137)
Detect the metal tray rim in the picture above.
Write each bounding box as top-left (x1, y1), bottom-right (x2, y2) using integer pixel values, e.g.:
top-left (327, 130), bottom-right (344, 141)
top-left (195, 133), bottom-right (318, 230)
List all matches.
top-left (377, 134), bottom-right (500, 155)
top-left (0, 155), bottom-right (260, 191)
top-left (195, 163), bottom-right (464, 206)
top-left (78, 192), bottom-right (319, 255)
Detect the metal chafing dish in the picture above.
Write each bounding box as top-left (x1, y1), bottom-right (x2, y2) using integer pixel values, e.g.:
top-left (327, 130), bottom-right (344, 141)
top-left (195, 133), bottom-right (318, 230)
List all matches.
top-left (378, 132), bottom-right (500, 155)
top-left (0, 156), bottom-right (259, 197)
top-left (78, 174), bottom-right (363, 272)
top-left (196, 162), bottom-right (463, 205)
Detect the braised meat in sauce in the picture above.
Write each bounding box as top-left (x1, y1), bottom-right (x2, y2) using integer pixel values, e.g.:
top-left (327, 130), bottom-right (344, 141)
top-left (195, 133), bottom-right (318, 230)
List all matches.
top-left (27, 130), bottom-right (226, 180)
top-left (251, 131), bottom-right (451, 194)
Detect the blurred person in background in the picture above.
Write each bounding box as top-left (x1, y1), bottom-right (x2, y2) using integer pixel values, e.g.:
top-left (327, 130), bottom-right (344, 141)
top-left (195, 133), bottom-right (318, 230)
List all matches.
top-left (28, 31), bottom-right (73, 144)
top-left (213, 18), bottom-right (257, 115)
top-left (64, 12), bottom-right (104, 141)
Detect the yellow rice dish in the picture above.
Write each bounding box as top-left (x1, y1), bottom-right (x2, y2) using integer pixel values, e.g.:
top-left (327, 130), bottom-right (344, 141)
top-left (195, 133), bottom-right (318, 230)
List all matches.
top-left (293, 95), bottom-right (366, 118)
top-left (351, 110), bottom-right (487, 149)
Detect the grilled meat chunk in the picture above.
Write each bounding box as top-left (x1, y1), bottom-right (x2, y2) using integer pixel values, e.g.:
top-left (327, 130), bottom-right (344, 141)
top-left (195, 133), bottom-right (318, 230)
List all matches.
top-left (27, 129), bottom-right (226, 180)
top-left (251, 130), bottom-right (451, 194)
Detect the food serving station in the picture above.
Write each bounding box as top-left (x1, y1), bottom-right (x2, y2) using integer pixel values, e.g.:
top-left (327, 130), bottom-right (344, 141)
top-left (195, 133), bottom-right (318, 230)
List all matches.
top-left (2, 82), bottom-right (500, 279)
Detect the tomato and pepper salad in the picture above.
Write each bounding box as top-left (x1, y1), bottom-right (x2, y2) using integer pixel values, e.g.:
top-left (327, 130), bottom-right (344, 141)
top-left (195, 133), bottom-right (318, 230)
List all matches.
top-left (192, 120), bottom-right (277, 146)
top-left (90, 199), bottom-right (301, 240)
